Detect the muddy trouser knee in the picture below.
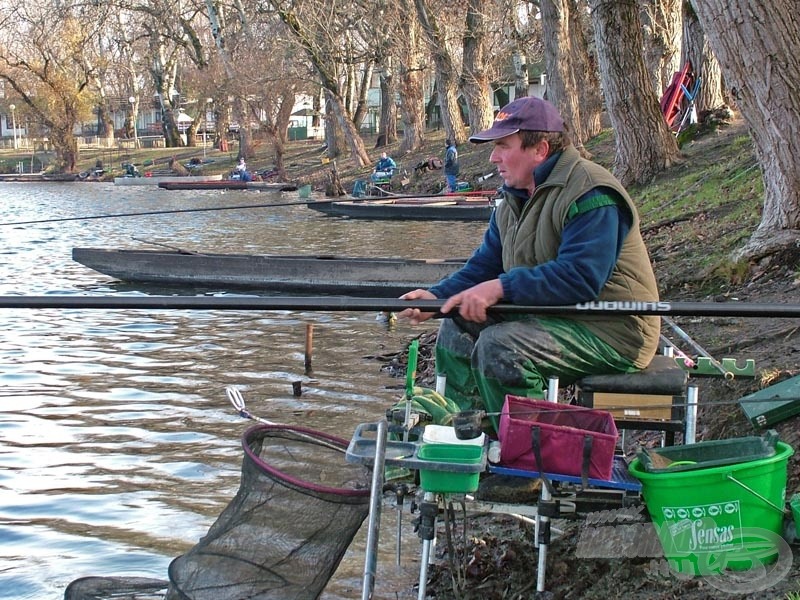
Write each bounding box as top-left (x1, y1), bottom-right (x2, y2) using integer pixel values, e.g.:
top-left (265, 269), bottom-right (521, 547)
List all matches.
top-left (435, 315), bottom-right (637, 432)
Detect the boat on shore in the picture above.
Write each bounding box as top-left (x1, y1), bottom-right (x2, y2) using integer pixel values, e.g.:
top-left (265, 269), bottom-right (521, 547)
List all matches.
top-left (113, 174), bottom-right (224, 186)
top-left (157, 180), bottom-right (299, 191)
top-left (0, 172), bottom-right (79, 182)
top-left (306, 196), bottom-right (495, 221)
top-left (72, 247), bottom-right (465, 295)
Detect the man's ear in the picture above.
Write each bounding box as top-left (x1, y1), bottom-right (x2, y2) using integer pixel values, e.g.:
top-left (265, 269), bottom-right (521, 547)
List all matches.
top-left (534, 140), bottom-right (550, 160)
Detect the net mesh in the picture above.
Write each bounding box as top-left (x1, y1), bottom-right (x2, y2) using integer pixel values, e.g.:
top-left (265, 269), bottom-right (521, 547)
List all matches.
top-left (165, 424), bottom-right (372, 600)
top-left (65, 423), bottom-right (372, 600)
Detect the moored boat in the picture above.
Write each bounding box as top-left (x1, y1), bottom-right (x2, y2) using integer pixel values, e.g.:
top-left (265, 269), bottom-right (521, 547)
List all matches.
top-left (306, 196), bottom-right (495, 221)
top-left (158, 180), bottom-right (299, 191)
top-left (0, 172), bottom-right (79, 182)
top-left (71, 247), bottom-right (465, 296)
top-left (113, 174), bottom-right (225, 186)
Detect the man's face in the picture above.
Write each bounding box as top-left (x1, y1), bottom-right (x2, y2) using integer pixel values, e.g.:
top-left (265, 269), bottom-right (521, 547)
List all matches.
top-left (488, 133), bottom-right (547, 194)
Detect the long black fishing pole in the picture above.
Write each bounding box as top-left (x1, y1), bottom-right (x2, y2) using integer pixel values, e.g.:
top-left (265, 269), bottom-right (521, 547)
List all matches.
top-left (1, 296), bottom-right (800, 317)
top-left (1, 199), bottom-right (328, 227)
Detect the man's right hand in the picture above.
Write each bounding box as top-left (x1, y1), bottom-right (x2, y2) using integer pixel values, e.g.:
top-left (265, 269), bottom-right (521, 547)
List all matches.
top-left (398, 289), bottom-right (437, 324)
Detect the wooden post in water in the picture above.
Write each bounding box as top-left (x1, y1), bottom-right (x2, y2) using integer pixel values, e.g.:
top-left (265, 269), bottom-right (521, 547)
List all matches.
top-left (304, 323), bottom-right (314, 376)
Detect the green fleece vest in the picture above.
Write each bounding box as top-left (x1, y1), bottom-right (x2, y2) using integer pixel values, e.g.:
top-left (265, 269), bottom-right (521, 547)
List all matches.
top-left (494, 145), bottom-right (660, 368)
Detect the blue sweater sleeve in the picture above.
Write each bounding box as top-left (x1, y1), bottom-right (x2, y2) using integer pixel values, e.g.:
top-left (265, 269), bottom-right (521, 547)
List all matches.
top-left (428, 215), bottom-right (505, 298)
top-left (429, 194), bottom-right (633, 305)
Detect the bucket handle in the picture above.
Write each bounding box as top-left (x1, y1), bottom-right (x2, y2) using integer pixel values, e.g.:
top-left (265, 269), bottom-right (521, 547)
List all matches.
top-left (725, 473), bottom-right (787, 516)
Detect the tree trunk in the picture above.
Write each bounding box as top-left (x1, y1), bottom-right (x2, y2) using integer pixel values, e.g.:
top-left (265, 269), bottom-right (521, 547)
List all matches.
top-left (640, 0), bottom-right (683, 96)
top-left (682, 2), bottom-right (726, 115)
top-left (569, 1), bottom-right (603, 141)
top-left (511, 49), bottom-right (529, 101)
top-left (541, 0), bottom-right (602, 155)
top-left (351, 57), bottom-right (373, 131)
top-left (327, 90), bottom-right (371, 166)
top-left (96, 104), bottom-right (115, 145)
top-left (415, 0), bottom-right (467, 144)
top-left (397, 0), bottom-right (426, 154)
top-left (51, 128), bottom-right (78, 173)
top-left (234, 95), bottom-right (253, 161)
top-left (691, 0), bottom-right (800, 258)
top-left (589, 0), bottom-right (681, 186)
top-left (460, 0), bottom-right (494, 135)
top-left (263, 91), bottom-right (295, 179)
top-left (378, 65), bottom-right (398, 146)
top-left (324, 93), bottom-right (343, 159)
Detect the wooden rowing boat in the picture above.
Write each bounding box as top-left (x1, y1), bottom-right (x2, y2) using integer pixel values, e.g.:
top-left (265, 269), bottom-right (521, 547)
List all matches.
top-left (113, 174), bottom-right (224, 186)
top-left (0, 172), bottom-right (79, 182)
top-left (72, 247), bottom-right (465, 296)
top-left (306, 197), bottom-right (496, 221)
top-left (157, 180), bottom-right (299, 191)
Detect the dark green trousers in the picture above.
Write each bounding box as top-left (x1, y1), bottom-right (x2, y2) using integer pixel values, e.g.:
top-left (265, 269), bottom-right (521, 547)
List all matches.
top-left (435, 314), bottom-right (638, 432)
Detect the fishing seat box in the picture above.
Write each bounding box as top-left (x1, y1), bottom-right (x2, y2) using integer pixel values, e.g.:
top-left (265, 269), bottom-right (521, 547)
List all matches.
top-left (498, 395), bottom-right (618, 481)
top-left (575, 355), bottom-right (688, 442)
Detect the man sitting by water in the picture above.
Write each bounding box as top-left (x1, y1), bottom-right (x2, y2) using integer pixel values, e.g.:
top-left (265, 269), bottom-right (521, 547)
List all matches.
top-left (234, 157), bottom-right (252, 182)
top-left (371, 152), bottom-right (396, 182)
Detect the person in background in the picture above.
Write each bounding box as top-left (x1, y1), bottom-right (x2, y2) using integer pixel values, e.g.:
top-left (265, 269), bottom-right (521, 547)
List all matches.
top-left (375, 152), bottom-right (396, 173)
top-left (371, 152), bottom-right (396, 182)
top-left (235, 157), bottom-right (252, 182)
top-left (399, 96), bottom-right (660, 432)
top-left (444, 138), bottom-right (459, 192)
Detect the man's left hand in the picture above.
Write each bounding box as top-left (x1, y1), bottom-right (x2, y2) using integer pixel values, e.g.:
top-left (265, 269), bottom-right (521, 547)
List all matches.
top-left (441, 279), bottom-right (504, 322)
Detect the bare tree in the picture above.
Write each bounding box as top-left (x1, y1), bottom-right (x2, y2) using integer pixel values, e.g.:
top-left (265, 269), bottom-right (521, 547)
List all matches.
top-left (568, 1), bottom-right (604, 141)
top-left (506, 1), bottom-right (534, 101)
top-left (265, 0), bottom-right (372, 167)
top-left (239, 16), bottom-right (312, 179)
top-left (640, 0), bottom-right (683, 95)
top-left (691, 0), bottom-right (800, 259)
top-left (114, 0), bottom-right (212, 149)
top-left (368, 0), bottom-right (400, 147)
top-left (395, 0), bottom-right (428, 154)
top-left (0, 1), bottom-right (111, 172)
top-left (414, 0), bottom-right (466, 144)
top-left (682, 1), bottom-right (725, 116)
top-left (460, 0), bottom-right (495, 135)
top-left (540, 0), bottom-right (603, 155)
top-left (589, 0), bottom-right (680, 186)
top-left (377, 63), bottom-right (398, 146)
top-left (205, 0), bottom-right (256, 160)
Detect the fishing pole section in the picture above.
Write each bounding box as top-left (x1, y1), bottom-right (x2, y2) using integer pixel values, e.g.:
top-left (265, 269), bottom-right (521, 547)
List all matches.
top-left (2, 294), bottom-right (800, 317)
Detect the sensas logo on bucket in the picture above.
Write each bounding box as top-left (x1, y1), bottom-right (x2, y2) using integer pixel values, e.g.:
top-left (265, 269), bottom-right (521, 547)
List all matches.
top-left (662, 500), bottom-right (741, 553)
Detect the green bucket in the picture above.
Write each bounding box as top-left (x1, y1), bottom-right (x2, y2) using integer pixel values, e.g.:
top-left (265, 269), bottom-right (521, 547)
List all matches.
top-left (417, 443), bottom-right (482, 494)
top-left (629, 441), bottom-right (793, 576)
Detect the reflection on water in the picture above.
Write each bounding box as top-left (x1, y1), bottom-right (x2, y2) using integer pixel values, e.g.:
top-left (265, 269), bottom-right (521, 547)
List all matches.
top-left (0, 182), bottom-right (486, 599)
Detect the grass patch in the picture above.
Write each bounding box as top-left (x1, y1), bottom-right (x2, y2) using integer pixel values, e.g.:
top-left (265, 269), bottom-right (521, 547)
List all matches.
top-left (629, 123), bottom-right (763, 295)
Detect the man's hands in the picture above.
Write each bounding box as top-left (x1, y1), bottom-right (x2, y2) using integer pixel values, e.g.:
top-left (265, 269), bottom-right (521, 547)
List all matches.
top-left (398, 289), bottom-right (437, 324)
top-left (399, 279), bottom-right (504, 324)
top-left (441, 279), bottom-right (503, 322)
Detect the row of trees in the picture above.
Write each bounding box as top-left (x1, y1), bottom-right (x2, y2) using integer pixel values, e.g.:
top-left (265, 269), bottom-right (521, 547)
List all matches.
top-left (0, 0), bottom-right (798, 260)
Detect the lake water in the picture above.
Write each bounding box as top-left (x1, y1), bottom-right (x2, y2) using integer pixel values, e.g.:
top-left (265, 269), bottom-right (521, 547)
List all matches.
top-left (0, 181), bottom-right (487, 599)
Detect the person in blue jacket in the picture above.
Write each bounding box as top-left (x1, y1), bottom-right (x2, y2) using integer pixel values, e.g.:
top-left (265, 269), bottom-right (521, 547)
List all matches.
top-left (398, 96), bottom-right (660, 432)
top-left (371, 152), bottom-right (396, 182)
top-left (443, 139), bottom-right (459, 192)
